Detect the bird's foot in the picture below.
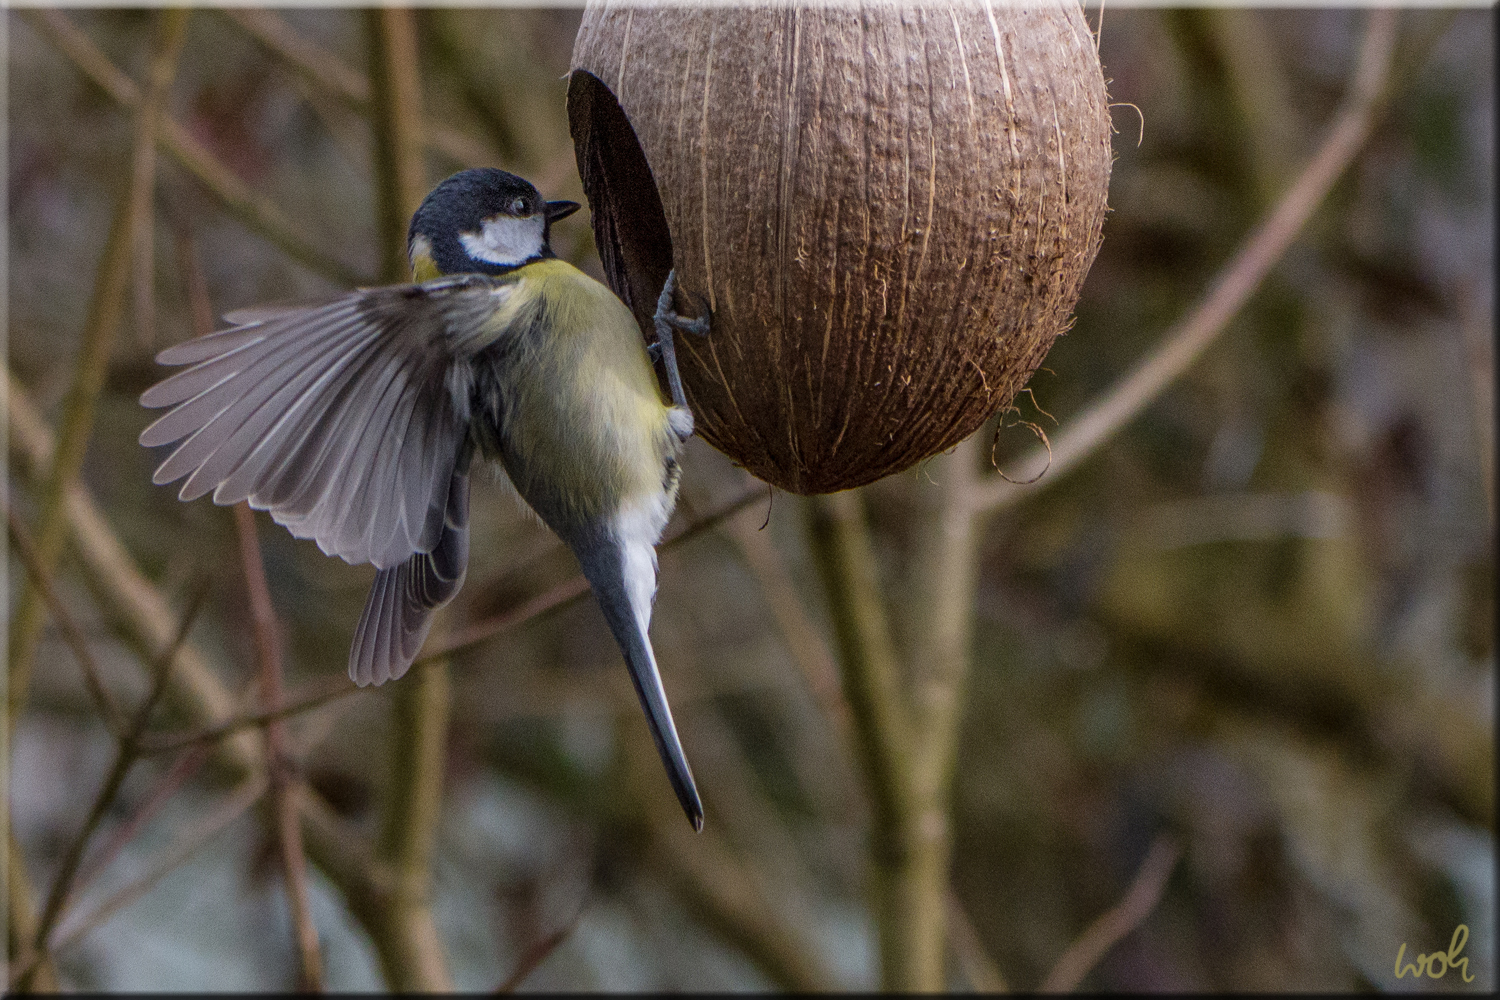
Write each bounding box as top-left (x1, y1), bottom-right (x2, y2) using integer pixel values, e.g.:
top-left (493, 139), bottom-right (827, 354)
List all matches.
top-left (653, 269), bottom-right (711, 339)
top-left (652, 269), bottom-right (711, 415)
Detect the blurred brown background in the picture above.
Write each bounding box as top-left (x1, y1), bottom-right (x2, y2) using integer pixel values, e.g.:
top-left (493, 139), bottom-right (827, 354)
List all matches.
top-left (5, 4), bottom-right (1493, 992)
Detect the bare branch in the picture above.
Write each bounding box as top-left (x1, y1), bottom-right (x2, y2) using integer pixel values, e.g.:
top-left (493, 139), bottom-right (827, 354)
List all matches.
top-left (235, 505), bottom-right (324, 992)
top-left (142, 677), bottom-right (358, 757)
top-left (494, 900), bottom-right (587, 993)
top-left (129, 9), bottom-right (191, 349)
top-left (71, 745), bottom-right (212, 904)
top-left (948, 889), bottom-right (1009, 993)
top-left (722, 502), bottom-right (850, 740)
top-left (804, 490), bottom-right (915, 828)
top-left (367, 6), bottom-right (430, 282)
top-left (5, 9), bottom-right (184, 719)
top-left (806, 488), bottom-right (943, 989)
top-left (6, 830), bottom-right (60, 991)
top-left (5, 502), bottom-right (127, 736)
top-left (1038, 835), bottom-right (1182, 993)
top-left (5, 370), bottom-right (412, 985)
top-left (224, 8), bottom-right (495, 170)
top-left (625, 731), bottom-right (837, 992)
top-left (8, 365), bottom-right (267, 777)
top-left (20, 10), bottom-right (366, 287)
top-left (718, 501), bottom-right (863, 825)
top-left (14, 585), bottom-right (208, 991)
top-left (968, 8), bottom-right (1401, 516)
top-left (47, 776), bottom-right (269, 957)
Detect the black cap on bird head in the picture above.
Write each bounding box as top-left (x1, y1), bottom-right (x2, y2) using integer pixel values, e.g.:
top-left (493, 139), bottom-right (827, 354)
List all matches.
top-left (407, 168), bottom-right (581, 278)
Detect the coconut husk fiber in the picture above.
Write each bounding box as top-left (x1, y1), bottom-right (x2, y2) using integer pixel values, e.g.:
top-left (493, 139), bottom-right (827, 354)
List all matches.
top-left (570, 2), bottom-right (1111, 494)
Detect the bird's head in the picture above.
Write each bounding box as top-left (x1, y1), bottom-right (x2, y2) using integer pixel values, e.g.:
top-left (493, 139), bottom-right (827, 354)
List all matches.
top-left (407, 168), bottom-right (580, 280)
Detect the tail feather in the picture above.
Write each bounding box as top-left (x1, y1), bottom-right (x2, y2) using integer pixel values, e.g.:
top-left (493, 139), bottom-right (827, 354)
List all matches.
top-left (571, 523), bottom-right (702, 830)
top-left (349, 465), bottom-right (470, 686)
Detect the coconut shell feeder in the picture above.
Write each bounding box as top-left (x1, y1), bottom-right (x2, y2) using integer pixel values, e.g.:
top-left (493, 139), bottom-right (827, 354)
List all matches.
top-left (569, 2), bottom-right (1111, 495)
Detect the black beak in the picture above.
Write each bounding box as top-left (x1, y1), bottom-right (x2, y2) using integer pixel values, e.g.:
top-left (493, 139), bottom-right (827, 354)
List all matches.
top-left (545, 200), bottom-right (581, 223)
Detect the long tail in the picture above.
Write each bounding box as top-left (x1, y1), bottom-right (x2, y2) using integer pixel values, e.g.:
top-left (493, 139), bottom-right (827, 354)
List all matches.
top-left (571, 524), bottom-right (703, 830)
top-left (349, 463), bottom-right (471, 686)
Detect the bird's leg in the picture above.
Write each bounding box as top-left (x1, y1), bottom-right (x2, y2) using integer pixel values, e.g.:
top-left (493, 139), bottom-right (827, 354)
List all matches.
top-left (652, 269), bottom-right (711, 416)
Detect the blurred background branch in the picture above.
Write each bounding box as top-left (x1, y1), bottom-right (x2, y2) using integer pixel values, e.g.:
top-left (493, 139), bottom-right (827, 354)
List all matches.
top-left (19, 9), bottom-right (367, 287)
top-left (1039, 834), bottom-right (1181, 992)
top-left (6, 9), bottom-right (189, 724)
top-left (234, 504), bottom-right (324, 992)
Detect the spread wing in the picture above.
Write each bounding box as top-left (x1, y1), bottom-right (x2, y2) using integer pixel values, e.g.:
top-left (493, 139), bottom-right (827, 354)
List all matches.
top-left (140, 274), bottom-right (520, 570)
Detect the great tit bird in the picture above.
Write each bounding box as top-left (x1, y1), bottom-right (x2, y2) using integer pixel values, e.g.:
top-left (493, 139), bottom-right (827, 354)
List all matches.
top-left (140, 167), bottom-right (710, 829)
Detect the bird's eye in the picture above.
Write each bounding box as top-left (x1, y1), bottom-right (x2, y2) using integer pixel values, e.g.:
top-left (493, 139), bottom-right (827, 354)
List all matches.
top-left (510, 197), bottom-right (527, 215)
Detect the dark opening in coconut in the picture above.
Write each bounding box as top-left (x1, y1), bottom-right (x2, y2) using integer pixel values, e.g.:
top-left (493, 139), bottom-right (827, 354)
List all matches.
top-left (568, 70), bottom-right (675, 343)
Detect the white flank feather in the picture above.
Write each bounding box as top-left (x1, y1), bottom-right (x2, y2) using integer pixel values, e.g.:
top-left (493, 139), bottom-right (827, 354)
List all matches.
top-left (667, 406), bottom-right (694, 440)
top-left (611, 490), bottom-right (674, 635)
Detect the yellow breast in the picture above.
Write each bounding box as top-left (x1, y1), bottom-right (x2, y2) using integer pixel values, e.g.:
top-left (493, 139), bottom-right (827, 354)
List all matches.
top-left (494, 259), bottom-right (677, 524)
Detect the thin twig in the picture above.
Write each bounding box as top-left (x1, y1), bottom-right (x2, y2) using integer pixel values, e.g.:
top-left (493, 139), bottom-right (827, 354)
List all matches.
top-left (172, 214), bottom-right (218, 342)
top-left (21, 9), bottom-right (365, 287)
top-left (7, 365), bottom-right (267, 779)
top-left (6, 830), bottom-right (60, 991)
top-left (626, 731), bottom-right (836, 991)
top-left (425, 574), bottom-right (591, 665)
top-left (1038, 835), bottom-right (1182, 993)
top-left (948, 889), bottom-right (1009, 993)
top-left (235, 505), bottom-right (324, 992)
top-left (138, 488), bottom-right (767, 755)
top-left (6, 10), bottom-right (177, 719)
top-left (968, 7), bottom-right (1401, 516)
top-left (47, 776), bottom-right (270, 957)
top-left (367, 6), bottom-right (429, 282)
top-left (129, 9), bottom-right (191, 348)
top-left (70, 745), bottom-right (212, 903)
top-left (5, 502), bottom-right (127, 735)
top-left (224, 7), bottom-right (495, 170)
top-left (5, 369), bottom-right (407, 980)
top-left (718, 499), bottom-right (863, 827)
top-left (142, 677), bottom-right (357, 756)
top-left (14, 585), bottom-right (209, 991)
top-left (723, 502), bottom-right (849, 735)
top-left (494, 900), bottom-right (588, 993)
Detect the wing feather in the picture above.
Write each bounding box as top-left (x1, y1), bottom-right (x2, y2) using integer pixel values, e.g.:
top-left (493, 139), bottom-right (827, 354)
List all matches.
top-left (231, 327), bottom-right (397, 511)
top-left (141, 277), bottom-right (516, 570)
top-left (142, 306), bottom-right (369, 473)
top-left (166, 316), bottom-right (376, 496)
top-left (148, 327), bottom-right (271, 374)
top-left (349, 466), bottom-right (470, 686)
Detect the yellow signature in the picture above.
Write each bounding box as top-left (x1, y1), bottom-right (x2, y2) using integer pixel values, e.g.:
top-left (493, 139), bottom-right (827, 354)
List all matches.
top-left (1395, 924), bottom-right (1475, 983)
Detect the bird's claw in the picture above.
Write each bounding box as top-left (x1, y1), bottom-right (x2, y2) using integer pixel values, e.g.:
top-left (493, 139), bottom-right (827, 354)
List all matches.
top-left (654, 269), bottom-right (711, 337)
top-left (652, 269), bottom-right (710, 415)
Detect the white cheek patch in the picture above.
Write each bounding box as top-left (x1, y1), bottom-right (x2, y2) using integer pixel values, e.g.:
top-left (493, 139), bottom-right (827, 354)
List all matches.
top-left (459, 214), bottom-right (545, 267)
